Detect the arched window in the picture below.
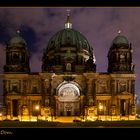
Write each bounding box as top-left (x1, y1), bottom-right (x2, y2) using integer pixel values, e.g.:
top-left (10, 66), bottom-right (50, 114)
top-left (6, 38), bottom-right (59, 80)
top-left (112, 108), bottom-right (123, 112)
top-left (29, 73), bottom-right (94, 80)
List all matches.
top-left (119, 81), bottom-right (126, 92)
top-left (66, 63), bottom-right (71, 71)
top-left (12, 85), bottom-right (18, 92)
top-left (21, 53), bottom-right (25, 63)
top-left (32, 86), bottom-right (38, 94)
top-left (120, 85), bottom-right (126, 92)
top-left (119, 54), bottom-right (125, 62)
top-left (13, 53), bottom-right (20, 63)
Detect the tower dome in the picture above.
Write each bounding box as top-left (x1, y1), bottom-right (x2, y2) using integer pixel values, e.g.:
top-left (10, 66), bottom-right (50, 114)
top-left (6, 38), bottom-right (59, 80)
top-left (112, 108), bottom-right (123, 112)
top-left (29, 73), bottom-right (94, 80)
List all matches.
top-left (4, 30), bottom-right (30, 73)
top-left (111, 30), bottom-right (129, 49)
top-left (7, 30), bottom-right (27, 46)
top-left (108, 30), bottom-right (134, 73)
top-left (42, 11), bottom-right (96, 73)
top-left (112, 35), bottom-right (129, 45)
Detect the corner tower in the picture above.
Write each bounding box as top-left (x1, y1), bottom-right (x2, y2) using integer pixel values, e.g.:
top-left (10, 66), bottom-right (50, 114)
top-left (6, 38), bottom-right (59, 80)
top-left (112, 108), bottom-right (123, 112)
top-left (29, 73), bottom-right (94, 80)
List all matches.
top-left (108, 30), bottom-right (134, 73)
top-left (4, 30), bottom-right (30, 73)
top-left (107, 30), bottom-right (136, 117)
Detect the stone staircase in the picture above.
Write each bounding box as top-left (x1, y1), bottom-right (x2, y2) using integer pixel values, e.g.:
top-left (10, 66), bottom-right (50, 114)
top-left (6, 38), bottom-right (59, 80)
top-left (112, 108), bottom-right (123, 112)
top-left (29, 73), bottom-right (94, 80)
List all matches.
top-left (54, 116), bottom-right (81, 123)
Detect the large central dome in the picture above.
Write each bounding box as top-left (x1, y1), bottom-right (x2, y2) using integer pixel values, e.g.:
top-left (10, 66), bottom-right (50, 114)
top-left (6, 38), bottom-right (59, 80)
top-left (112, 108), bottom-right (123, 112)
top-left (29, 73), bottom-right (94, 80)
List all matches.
top-left (42, 12), bottom-right (96, 73)
top-left (46, 28), bottom-right (93, 54)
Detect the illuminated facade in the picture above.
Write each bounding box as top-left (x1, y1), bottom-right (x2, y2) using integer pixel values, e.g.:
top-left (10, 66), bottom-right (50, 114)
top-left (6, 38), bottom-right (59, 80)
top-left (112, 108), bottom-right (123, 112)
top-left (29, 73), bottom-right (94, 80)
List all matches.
top-left (1, 12), bottom-right (136, 121)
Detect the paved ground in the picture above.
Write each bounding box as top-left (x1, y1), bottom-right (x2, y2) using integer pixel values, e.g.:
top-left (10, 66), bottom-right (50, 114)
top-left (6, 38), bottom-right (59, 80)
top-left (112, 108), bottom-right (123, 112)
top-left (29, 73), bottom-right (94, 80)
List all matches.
top-left (54, 116), bottom-right (81, 123)
top-left (0, 119), bottom-right (140, 128)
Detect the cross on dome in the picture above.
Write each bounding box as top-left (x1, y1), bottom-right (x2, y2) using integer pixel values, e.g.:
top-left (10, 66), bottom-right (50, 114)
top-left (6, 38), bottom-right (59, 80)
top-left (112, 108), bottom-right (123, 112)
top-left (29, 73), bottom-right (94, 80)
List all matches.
top-left (66, 9), bottom-right (70, 16)
top-left (65, 9), bottom-right (72, 29)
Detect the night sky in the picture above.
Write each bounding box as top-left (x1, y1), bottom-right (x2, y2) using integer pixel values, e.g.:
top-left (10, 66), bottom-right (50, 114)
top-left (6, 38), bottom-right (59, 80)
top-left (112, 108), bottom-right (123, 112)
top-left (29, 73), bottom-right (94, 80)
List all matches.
top-left (0, 7), bottom-right (140, 102)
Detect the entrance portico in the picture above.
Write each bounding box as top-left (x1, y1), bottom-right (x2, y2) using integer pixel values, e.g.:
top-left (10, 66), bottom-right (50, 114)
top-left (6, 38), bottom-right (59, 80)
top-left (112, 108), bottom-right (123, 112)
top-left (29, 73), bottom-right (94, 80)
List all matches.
top-left (55, 82), bottom-right (81, 116)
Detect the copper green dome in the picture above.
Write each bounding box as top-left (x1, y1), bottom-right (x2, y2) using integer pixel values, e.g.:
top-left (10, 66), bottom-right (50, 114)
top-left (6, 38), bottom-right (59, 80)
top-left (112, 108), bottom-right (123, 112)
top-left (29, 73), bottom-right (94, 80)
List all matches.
top-left (112, 35), bottom-right (129, 45)
top-left (42, 12), bottom-right (96, 73)
top-left (46, 28), bottom-right (93, 54)
top-left (7, 31), bottom-right (27, 46)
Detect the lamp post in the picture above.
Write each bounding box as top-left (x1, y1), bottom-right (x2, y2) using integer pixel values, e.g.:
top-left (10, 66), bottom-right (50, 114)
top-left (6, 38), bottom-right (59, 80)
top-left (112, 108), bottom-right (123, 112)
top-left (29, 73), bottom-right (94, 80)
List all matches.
top-left (0, 113), bottom-right (2, 121)
top-left (99, 103), bottom-right (103, 120)
top-left (51, 108), bottom-right (54, 122)
top-left (51, 109), bottom-right (53, 122)
top-left (85, 106), bottom-right (88, 121)
top-left (21, 105), bottom-right (23, 122)
top-left (120, 114), bottom-right (122, 120)
top-left (35, 105), bottom-right (40, 122)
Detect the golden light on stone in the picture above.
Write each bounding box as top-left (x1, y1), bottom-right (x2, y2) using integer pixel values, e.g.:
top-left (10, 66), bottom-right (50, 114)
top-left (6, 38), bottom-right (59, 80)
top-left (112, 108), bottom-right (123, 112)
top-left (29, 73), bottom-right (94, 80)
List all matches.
top-left (99, 103), bottom-right (103, 110)
top-left (1, 10), bottom-right (136, 123)
top-left (35, 105), bottom-right (40, 110)
top-left (0, 113), bottom-right (2, 117)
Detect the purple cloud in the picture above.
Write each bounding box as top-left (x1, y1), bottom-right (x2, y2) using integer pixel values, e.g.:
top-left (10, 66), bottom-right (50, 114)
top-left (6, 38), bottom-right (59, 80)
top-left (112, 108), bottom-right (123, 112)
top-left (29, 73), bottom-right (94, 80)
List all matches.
top-left (0, 7), bottom-right (140, 102)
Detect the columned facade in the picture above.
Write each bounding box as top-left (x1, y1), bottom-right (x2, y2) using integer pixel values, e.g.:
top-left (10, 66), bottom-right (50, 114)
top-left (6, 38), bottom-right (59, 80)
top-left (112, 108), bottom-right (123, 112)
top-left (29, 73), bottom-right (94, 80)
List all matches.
top-left (1, 13), bottom-right (136, 121)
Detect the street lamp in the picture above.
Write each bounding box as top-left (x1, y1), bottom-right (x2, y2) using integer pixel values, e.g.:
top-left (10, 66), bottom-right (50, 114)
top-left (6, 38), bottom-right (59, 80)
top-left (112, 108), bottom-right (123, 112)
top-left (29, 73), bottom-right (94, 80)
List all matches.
top-left (120, 114), bottom-right (122, 120)
top-left (35, 105), bottom-right (40, 122)
top-left (84, 106), bottom-right (88, 121)
top-left (99, 103), bottom-right (103, 120)
top-left (51, 108), bottom-right (54, 122)
top-left (0, 113), bottom-right (2, 121)
top-left (21, 105), bottom-right (23, 121)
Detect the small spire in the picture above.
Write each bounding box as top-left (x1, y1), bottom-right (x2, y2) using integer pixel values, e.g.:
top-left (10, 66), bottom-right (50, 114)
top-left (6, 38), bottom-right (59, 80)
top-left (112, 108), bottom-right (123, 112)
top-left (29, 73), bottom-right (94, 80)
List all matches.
top-left (65, 9), bottom-right (72, 29)
top-left (66, 9), bottom-right (70, 23)
top-left (118, 29), bottom-right (122, 35)
top-left (16, 29), bottom-right (21, 35)
top-left (67, 9), bottom-right (70, 17)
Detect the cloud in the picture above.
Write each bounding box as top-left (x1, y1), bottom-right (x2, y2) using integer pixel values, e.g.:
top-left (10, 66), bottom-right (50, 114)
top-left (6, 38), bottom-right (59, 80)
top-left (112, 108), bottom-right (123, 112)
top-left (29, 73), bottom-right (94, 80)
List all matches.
top-left (0, 7), bottom-right (140, 96)
top-left (30, 52), bottom-right (42, 72)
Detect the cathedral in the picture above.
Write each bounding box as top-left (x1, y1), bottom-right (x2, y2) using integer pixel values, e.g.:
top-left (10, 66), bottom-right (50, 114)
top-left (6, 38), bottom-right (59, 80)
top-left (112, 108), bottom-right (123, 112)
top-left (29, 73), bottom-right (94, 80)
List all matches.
top-left (1, 12), bottom-right (136, 121)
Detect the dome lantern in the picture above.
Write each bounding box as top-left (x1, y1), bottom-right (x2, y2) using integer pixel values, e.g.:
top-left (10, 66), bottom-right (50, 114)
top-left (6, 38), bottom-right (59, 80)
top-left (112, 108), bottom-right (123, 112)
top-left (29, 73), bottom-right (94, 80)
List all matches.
top-left (65, 9), bottom-right (72, 29)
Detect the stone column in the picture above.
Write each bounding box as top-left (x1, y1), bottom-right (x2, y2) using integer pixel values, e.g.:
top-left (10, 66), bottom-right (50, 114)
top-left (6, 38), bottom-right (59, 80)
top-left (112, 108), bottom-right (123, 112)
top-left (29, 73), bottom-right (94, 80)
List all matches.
top-left (80, 96), bottom-right (84, 116)
top-left (87, 79), bottom-right (93, 96)
top-left (84, 73), bottom-right (98, 107)
top-left (10, 100), bottom-right (13, 119)
top-left (87, 78), bottom-right (96, 106)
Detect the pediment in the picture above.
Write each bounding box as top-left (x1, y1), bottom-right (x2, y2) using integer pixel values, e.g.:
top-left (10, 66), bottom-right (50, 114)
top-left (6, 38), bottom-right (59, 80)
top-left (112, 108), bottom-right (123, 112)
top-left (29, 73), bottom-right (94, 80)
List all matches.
top-left (121, 91), bottom-right (131, 95)
top-left (117, 91), bottom-right (132, 99)
top-left (9, 91), bottom-right (17, 94)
